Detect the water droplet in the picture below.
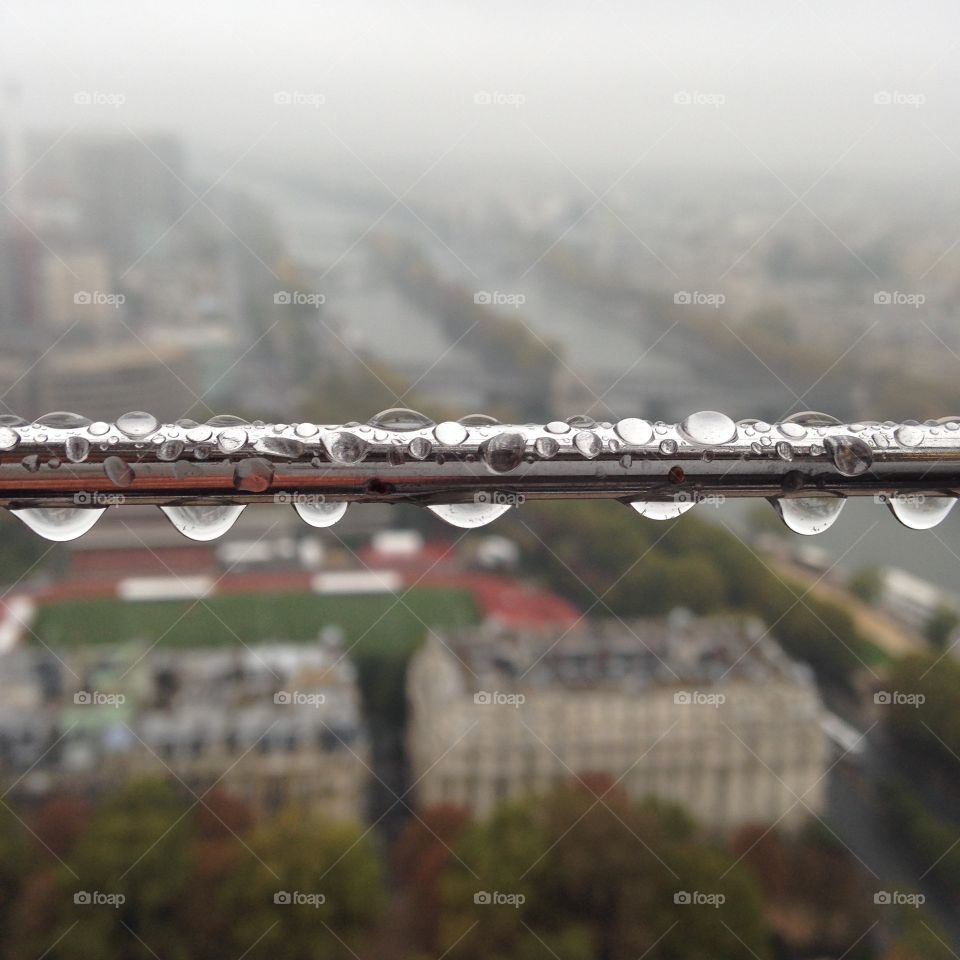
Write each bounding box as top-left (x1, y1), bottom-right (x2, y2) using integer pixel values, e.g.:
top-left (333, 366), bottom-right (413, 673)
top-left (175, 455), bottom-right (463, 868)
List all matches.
top-left (778, 422), bottom-right (807, 440)
top-left (158, 439), bottom-right (185, 461)
top-left (368, 408), bottom-right (434, 432)
top-left (34, 411), bottom-right (91, 429)
top-left (546, 421), bottom-right (570, 434)
top-left (104, 456), bottom-right (134, 487)
top-left (64, 436), bottom-right (90, 463)
top-left (217, 427), bottom-right (248, 454)
top-left (750, 441), bottom-right (763, 455)
top-left (294, 500), bottom-right (348, 528)
top-left (659, 439), bottom-right (678, 455)
top-left (428, 500), bottom-right (512, 528)
top-left (295, 422), bottom-right (319, 438)
top-left (206, 414), bottom-right (247, 427)
top-left (754, 421), bottom-right (771, 433)
top-left (434, 421), bottom-right (468, 445)
top-left (324, 432), bottom-right (369, 464)
top-left (0, 415), bottom-right (25, 427)
top-left (616, 418), bottom-right (653, 445)
top-left (776, 441), bottom-right (794, 461)
top-left (21, 454), bottom-right (40, 472)
top-left (231, 458), bottom-right (274, 493)
top-left (160, 504), bottom-right (246, 541)
top-left (459, 414), bottom-right (499, 427)
top-left (535, 436), bottom-right (559, 459)
top-left (895, 424), bottom-right (924, 448)
top-left (0, 427), bottom-right (19, 451)
top-left (47, 458), bottom-right (61, 469)
top-left (772, 497), bottom-right (845, 535)
top-left (680, 410), bottom-right (736, 444)
top-left (116, 410), bottom-right (159, 439)
top-left (887, 494), bottom-right (956, 530)
top-left (620, 454), bottom-right (633, 468)
top-left (387, 446), bottom-right (405, 466)
top-left (254, 436), bottom-right (305, 459)
top-left (481, 432), bottom-right (526, 473)
top-left (825, 436), bottom-right (873, 476)
top-left (10, 506), bottom-right (106, 541)
top-left (407, 437), bottom-right (432, 460)
top-left (186, 426), bottom-right (213, 443)
top-left (567, 414), bottom-right (597, 428)
top-left (784, 411), bottom-right (840, 427)
top-left (574, 431), bottom-right (601, 458)
top-left (629, 500), bottom-right (695, 520)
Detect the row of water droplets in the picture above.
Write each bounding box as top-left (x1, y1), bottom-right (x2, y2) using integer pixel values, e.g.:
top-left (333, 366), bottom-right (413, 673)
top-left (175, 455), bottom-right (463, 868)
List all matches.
top-left (0, 408), bottom-right (955, 541)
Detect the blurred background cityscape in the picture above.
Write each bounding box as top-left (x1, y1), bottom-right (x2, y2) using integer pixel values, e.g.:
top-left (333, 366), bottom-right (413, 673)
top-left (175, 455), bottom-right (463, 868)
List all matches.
top-left (1, 1), bottom-right (960, 957)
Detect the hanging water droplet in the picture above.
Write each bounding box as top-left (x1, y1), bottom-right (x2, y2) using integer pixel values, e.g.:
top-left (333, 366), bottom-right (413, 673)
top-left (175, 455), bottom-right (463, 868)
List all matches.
top-left (368, 408), bottom-right (435, 432)
top-left (887, 494), bottom-right (956, 530)
top-left (104, 456), bottom-right (134, 487)
top-left (324, 432), bottom-right (369, 464)
top-left (407, 437), bottom-right (432, 460)
top-left (771, 496), bottom-right (845, 535)
top-left (776, 441), bottom-right (794, 461)
top-left (0, 426), bottom-right (19, 451)
top-left (217, 427), bottom-right (248, 454)
top-left (659, 439), bottom-right (678, 455)
top-left (254, 436), bottom-right (305, 459)
top-left (481, 432), bottom-right (525, 473)
top-left (619, 453), bottom-right (633, 468)
top-left (116, 410), bottom-right (159, 439)
top-left (21, 454), bottom-right (40, 472)
top-left (34, 411), bottom-right (92, 429)
top-left (206, 414), bottom-right (247, 427)
top-left (434, 421), bottom-right (468, 445)
top-left (234, 458), bottom-right (274, 492)
top-left (294, 499), bottom-right (348, 527)
top-left (64, 436), bottom-right (90, 463)
top-left (894, 424), bottom-right (924, 448)
top-left (428, 499), bottom-right (512, 528)
top-left (160, 504), bottom-right (246, 541)
top-left (680, 410), bottom-right (736, 445)
top-left (535, 436), bottom-right (559, 459)
top-left (10, 506), bottom-right (106, 541)
top-left (825, 436), bottom-right (873, 476)
top-left (615, 418), bottom-right (653, 445)
top-left (574, 431), bottom-right (601, 458)
top-left (629, 499), bottom-right (695, 520)
top-left (158, 439), bottom-right (185, 461)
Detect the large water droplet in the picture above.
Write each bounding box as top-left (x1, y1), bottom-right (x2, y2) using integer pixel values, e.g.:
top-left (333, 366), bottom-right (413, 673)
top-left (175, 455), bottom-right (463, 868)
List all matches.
top-left (825, 436), bottom-right (873, 476)
top-left (772, 496), bottom-right (845, 535)
top-left (294, 422), bottom-right (319, 438)
top-left (234, 458), bottom-right (274, 492)
top-left (459, 414), bottom-right (499, 427)
top-left (481, 433), bottom-right (525, 473)
top-left (408, 437), bottom-right (432, 460)
top-left (434, 421), bottom-right (468, 445)
top-left (894, 424), bottom-right (924, 448)
top-left (254, 436), bottom-right (305, 459)
top-left (784, 411), bottom-right (840, 427)
top-left (206, 414), bottom-right (247, 427)
top-left (217, 427), bottom-right (248, 454)
top-left (566, 414), bottom-right (597, 428)
top-left (0, 427), bottom-right (20, 451)
top-left (0, 415), bottom-right (26, 427)
top-left (116, 411), bottom-right (159, 439)
top-left (104, 456), bottom-right (134, 487)
top-left (887, 494), bottom-right (956, 530)
top-left (324, 432), bottom-right (369, 464)
top-left (680, 410), bottom-right (736, 445)
top-left (534, 436), bottom-right (559, 459)
top-left (545, 421), bottom-right (570, 435)
top-left (629, 500), bottom-right (695, 520)
top-left (186, 426), bottom-right (213, 443)
top-left (368, 408), bottom-right (434, 432)
top-left (34, 412), bottom-right (91, 429)
top-left (64, 436), bottom-right (90, 463)
top-left (294, 499), bottom-right (348, 528)
top-left (616, 418), bottom-right (653, 445)
top-left (10, 506), bottom-right (106, 541)
top-left (778, 422), bottom-right (807, 440)
top-left (160, 504), bottom-right (245, 541)
top-left (574, 431), bottom-right (601, 458)
top-left (428, 500), bottom-right (512, 528)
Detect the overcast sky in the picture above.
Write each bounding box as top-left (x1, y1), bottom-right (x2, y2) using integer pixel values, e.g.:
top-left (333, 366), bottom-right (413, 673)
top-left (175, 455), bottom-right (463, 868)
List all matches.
top-left (3, 1), bottom-right (960, 191)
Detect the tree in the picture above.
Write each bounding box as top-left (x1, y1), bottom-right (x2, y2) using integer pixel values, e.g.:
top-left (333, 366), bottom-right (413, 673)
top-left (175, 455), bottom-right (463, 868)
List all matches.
top-left (924, 605), bottom-right (959, 650)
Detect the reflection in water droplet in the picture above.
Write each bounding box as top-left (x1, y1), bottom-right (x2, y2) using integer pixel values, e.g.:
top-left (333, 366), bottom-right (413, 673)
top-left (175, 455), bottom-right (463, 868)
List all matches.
top-left (35, 412), bottom-right (92, 429)
top-left (294, 500), bottom-right (348, 527)
top-left (434, 421), bottom-right (468, 445)
top-left (428, 500), bottom-right (512, 528)
top-left (254, 436), bottom-right (305, 459)
top-left (680, 410), bottom-right (737, 445)
top-left (407, 437), bottom-right (432, 460)
top-left (368, 408), bottom-right (435, 432)
top-left (772, 497), bottom-right (845, 535)
top-left (574, 431), bottom-right (601, 458)
top-left (776, 441), bottom-right (794, 461)
top-left (64, 436), bottom-right (90, 463)
top-left (0, 427), bottom-right (19, 451)
top-left (234, 458), bottom-right (274, 492)
top-left (567, 414), bottom-right (597, 428)
top-left (158, 439), bottom-right (185, 461)
top-left (10, 506), bottom-right (106, 541)
top-left (217, 427), bottom-right (248, 454)
top-left (160, 504), bottom-right (246, 541)
top-left (615, 418), bottom-right (653, 445)
top-left (888, 494), bottom-right (956, 530)
top-left (750, 441), bottom-right (763, 455)
top-left (894, 424), bottom-right (924, 448)
top-left (825, 436), bottom-right (873, 476)
top-left (659, 439), bottom-right (678, 455)
top-left (535, 436), bottom-right (559, 459)
top-left (324, 432), bottom-right (369, 464)
top-left (629, 500), bottom-right (695, 520)
top-left (104, 456), bottom-right (134, 487)
top-left (116, 411), bottom-right (159, 438)
top-left (482, 433), bottom-right (525, 473)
